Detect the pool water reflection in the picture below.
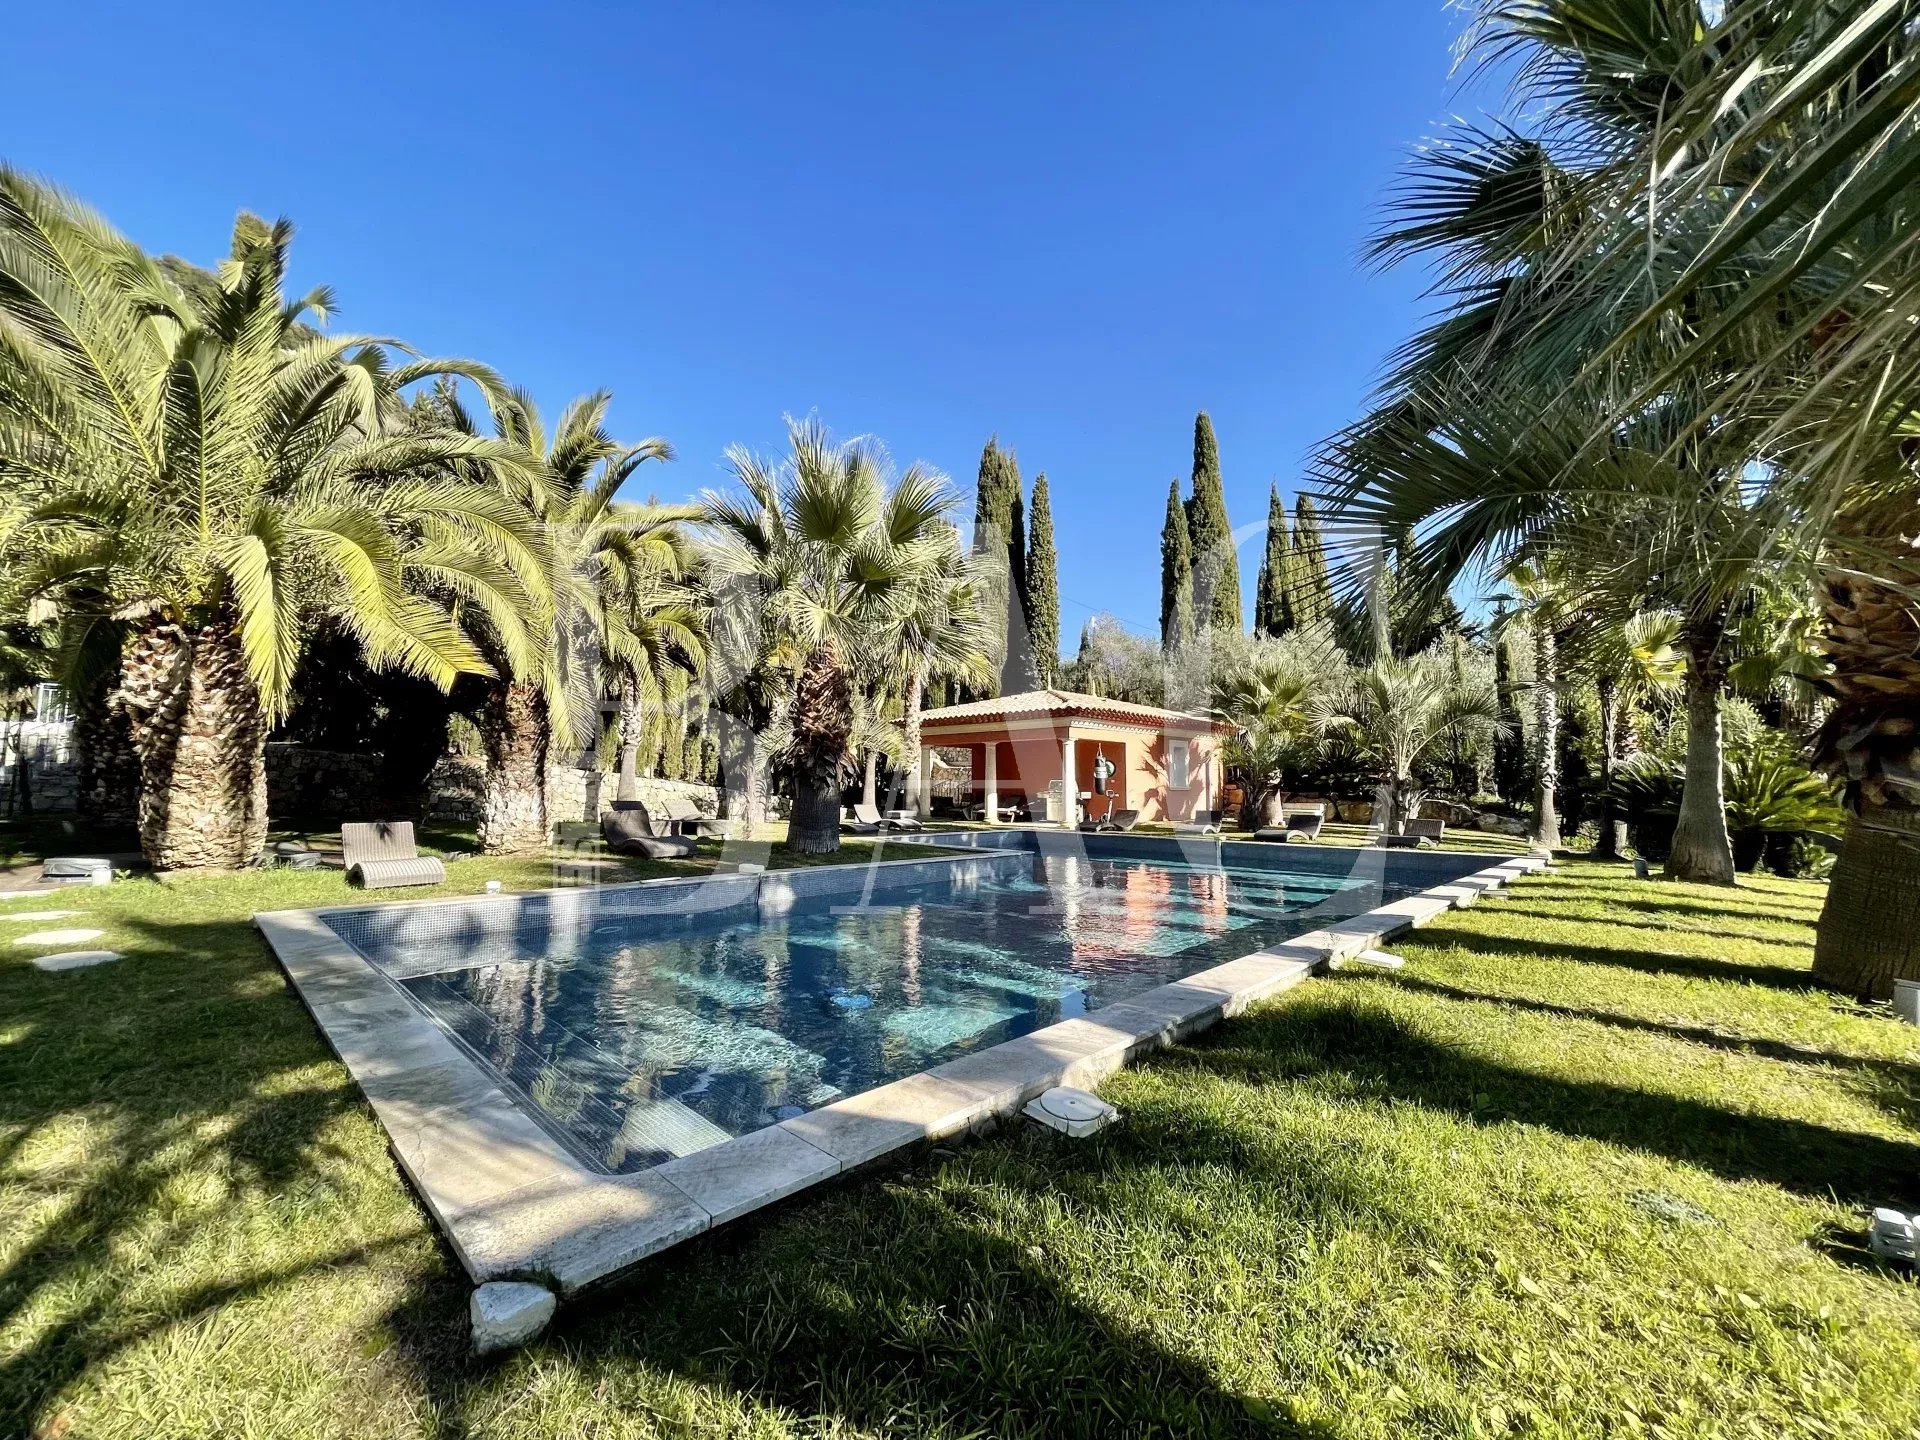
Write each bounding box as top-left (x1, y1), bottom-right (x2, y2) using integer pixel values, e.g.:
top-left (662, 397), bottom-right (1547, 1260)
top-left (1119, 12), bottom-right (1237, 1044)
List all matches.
top-left (343, 854), bottom-right (1400, 1173)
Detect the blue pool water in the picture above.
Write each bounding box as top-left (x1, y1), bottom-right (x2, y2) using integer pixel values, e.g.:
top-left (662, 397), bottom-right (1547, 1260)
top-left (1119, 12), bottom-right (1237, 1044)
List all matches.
top-left (330, 852), bottom-right (1409, 1174)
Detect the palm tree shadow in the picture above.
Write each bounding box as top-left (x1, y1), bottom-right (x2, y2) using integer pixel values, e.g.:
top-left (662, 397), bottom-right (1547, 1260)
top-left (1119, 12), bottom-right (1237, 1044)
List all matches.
top-left (0, 909), bottom-right (384, 1431)
top-left (373, 979), bottom-right (1920, 1434)
top-left (1182, 997), bottom-right (1920, 1206)
top-left (1378, 973), bottom-right (1920, 1132)
top-left (1428, 928), bottom-right (1820, 992)
top-left (1483, 902), bottom-right (1815, 946)
top-left (379, 1156), bottom-right (1339, 1440)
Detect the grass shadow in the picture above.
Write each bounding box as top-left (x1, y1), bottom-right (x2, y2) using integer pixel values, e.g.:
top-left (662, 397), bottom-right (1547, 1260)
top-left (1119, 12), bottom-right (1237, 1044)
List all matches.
top-left (1418, 928), bottom-right (1820, 992)
top-left (1376, 973), bottom-right (1920, 1130)
top-left (1174, 995), bottom-right (1920, 1205)
top-left (378, 1155), bottom-right (1334, 1440)
top-left (0, 905), bottom-right (399, 1432)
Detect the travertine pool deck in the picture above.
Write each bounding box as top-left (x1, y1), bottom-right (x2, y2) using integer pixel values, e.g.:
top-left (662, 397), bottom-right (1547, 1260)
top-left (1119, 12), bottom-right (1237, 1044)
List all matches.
top-left (255, 840), bottom-right (1548, 1299)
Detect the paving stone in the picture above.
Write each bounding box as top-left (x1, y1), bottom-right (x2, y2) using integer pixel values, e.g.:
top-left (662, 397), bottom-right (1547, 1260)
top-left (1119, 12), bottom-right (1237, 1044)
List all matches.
top-left (315, 1004), bottom-right (469, 1081)
top-left (655, 1125), bottom-right (840, 1225)
top-left (1107, 981), bottom-right (1235, 1039)
top-left (1181, 952), bottom-right (1315, 1013)
top-left (11, 928), bottom-right (103, 947)
top-left (470, 1280), bottom-right (556, 1354)
top-left (777, 1073), bottom-right (995, 1168)
top-left (31, 950), bottom-right (121, 972)
top-left (454, 1169), bottom-right (711, 1293)
top-left (369, 1074), bottom-right (579, 1226)
top-left (0, 910), bottom-right (80, 922)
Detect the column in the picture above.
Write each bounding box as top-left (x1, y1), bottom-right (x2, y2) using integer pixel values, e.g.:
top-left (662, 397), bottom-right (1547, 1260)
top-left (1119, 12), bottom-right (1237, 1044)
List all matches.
top-left (985, 742), bottom-right (999, 824)
top-left (918, 745), bottom-right (934, 820)
top-left (1059, 728), bottom-right (1077, 829)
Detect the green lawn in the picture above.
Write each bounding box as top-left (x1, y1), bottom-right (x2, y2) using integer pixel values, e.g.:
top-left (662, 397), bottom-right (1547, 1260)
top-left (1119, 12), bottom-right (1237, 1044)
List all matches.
top-left (3, 857), bottom-right (1917, 1438)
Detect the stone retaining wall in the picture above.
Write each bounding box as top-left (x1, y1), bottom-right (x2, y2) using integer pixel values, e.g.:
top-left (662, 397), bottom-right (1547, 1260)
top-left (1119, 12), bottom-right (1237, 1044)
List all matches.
top-left (0, 720), bottom-right (78, 814)
top-left (267, 743), bottom-right (383, 823)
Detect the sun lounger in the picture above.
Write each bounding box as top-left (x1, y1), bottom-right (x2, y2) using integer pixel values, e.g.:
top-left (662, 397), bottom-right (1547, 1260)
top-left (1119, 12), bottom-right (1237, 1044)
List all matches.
top-left (1079, 808), bottom-right (1140, 834)
top-left (840, 809), bottom-right (882, 834)
top-left (1253, 810), bottom-right (1325, 843)
top-left (1173, 808), bottom-right (1223, 835)
top-left (342, 821), bottom-right (447, 889)
top-left (602, 802), bottom-right (697, 858)
top-left (661, 795), bottom-right (730, 837)
top-left (853, 802), bottom-right (921, 831)
top-left (1379, 817), bottom-right (1446, 848)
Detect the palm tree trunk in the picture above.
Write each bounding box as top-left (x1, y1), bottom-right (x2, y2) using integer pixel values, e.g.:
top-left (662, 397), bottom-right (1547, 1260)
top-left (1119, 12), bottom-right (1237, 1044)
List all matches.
top-left (1377, 776), bottom-right (1408, 835)
top-left (479, 681), bottom-right (549, 854)
top-left (75, 681), bottom-right (140, 827)
top-left (788, 642), bottom-right (852, 855)
top-left (1812, 809), bottom-right (1920, 1000)
top-left (861, 751), bottom-right (879, 812)
top-left (1809, 547), bottom-right (1920, 998)
top-left (1667, 611), bottom-right (1736, 885)
top-left (902, 667), bottom-right (928, 819)
top-left (1592, 677), bottom-right (1628, 860)
top-left (118, 620), bottom-right (269, 870)
top-left (616, 679), bottom-right (641, 804)
top-left (1531, 624), bottom-right (1561, 850)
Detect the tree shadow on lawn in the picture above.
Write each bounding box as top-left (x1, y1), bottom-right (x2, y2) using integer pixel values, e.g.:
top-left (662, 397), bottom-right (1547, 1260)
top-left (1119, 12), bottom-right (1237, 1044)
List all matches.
top-left (0, 908), bottom-right (416, 1433)
top-left (1181, 995), bottom-right (1920, 1207)
top-left (1511, 886), bottom-right (1827, 925)
top-left (375, 990), bottom-right (1920, 1437)
top-left (1478, 903), bottom-right (1817, 947)
top-left (1420, 928), bottom-right (1821, 993)
top-left (1377, 974), bottom-right (1920, 1131)
top-left (380, 1163), bottom-right (1337, 1440)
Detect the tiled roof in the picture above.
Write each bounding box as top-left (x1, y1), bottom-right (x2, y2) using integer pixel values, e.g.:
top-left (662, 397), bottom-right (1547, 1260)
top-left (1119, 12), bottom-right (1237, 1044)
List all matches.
top-left (917, 688), bottom-right (1222, 730)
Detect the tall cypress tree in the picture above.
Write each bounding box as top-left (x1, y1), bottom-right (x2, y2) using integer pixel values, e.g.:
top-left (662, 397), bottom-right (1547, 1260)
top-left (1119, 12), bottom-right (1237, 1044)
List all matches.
top-left (1184, 412), bottom-right (1242, 632)
top-left (1025, 472), bottom-right (1059, 687)
top-left (1255, 483), bottom-right (1292, 637)
top-left (1159, 478), bottom-right (1195, 652)
top-left (971, 437), bottom-right (1037, 693)
top-left (1289, 493), bottom-right (1332, 626)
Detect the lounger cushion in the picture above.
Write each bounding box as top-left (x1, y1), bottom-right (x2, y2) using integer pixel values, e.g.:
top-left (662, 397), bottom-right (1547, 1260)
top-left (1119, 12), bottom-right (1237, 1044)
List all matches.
top-left (349, 856), bottom-right (447, 889)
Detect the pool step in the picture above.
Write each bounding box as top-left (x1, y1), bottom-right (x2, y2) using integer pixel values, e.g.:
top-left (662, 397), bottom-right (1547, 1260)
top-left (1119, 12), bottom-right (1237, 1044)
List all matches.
top-left (612, 1098), bottom-right (736, 1161)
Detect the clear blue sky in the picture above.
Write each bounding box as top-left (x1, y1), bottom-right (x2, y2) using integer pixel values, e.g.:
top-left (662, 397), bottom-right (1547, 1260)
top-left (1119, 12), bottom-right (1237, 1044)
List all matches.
top-left (4, 3), bottom-right (1494, 652)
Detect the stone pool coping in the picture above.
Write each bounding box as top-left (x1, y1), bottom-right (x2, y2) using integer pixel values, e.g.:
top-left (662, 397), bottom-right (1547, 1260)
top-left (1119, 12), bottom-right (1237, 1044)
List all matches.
top-left (256, 843), bottom-right (1549, 1297)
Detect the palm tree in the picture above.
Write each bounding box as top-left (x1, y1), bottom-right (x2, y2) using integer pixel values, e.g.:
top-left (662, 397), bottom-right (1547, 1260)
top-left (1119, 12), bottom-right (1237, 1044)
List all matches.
top-left (1314, 87), bottom-right (1773, 882)
top-left (610, 565), bottom-right (706, 805)
top-left (426, 386), bottom-right (690, 853)
top-left (886, 528), bottom-right (990, 820)
top-left (1210, 624), bottom-right (1343, 830)
top-left (0, 172), bottom-right (549, 868)
top-left (702, 418), bottom-right (982, 854)
top-left (1317, 646), bottom-right (1506, 837)
top-left (1500, 559), bottom-right (1569, 852)
top-left (1425, 3), bottom-right (1920, 978)
top-left (1581, 608), bottom-right (1685, 859)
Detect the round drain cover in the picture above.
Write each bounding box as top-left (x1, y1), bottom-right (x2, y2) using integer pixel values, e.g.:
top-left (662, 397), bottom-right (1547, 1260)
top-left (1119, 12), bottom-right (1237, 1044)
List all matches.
top-left (1037, 1087), bottom-right (1105, 1123)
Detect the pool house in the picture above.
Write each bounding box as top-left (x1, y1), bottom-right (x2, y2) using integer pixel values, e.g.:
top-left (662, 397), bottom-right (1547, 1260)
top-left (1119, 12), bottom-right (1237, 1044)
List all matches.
top-left (914, 689), bottom-right (1230, 826)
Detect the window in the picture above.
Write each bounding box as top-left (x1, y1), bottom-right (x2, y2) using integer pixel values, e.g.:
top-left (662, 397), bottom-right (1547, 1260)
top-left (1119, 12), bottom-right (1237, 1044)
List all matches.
top-left (32, 684), bottom-right (70, 724)
top-left (1168, 739), bottom-right (1190, 790)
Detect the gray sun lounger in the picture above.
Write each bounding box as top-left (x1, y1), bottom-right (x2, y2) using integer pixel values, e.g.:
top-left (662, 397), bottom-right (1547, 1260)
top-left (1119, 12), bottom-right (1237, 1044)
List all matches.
top-left (602, 802), bottom-right (698, 858)
top-left (1254, 811), bottom-right (1325, 843)
top-left (661, 795), bottom-right (731, 837)
top-left (853, 802), bottom-right (921, 831)
top-left (342, 821), bottom-right (447, 889)
top-left (1078, 807), bottom-right (1139, 833)
top-left (1380, 817), bottom-right (1446, 848)
top-left (1172, 808), bottom-right (1223, 835)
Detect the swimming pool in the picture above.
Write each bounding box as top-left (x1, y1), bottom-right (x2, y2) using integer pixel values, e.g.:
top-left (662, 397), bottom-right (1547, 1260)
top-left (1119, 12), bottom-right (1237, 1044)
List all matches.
top-left (325, 848), bottom-right (1414, 1176)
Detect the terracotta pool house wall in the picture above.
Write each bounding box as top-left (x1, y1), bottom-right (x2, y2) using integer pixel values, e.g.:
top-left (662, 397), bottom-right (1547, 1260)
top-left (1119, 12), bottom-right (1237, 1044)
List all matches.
top-left (915, 690), bottom-right (1230, 826)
